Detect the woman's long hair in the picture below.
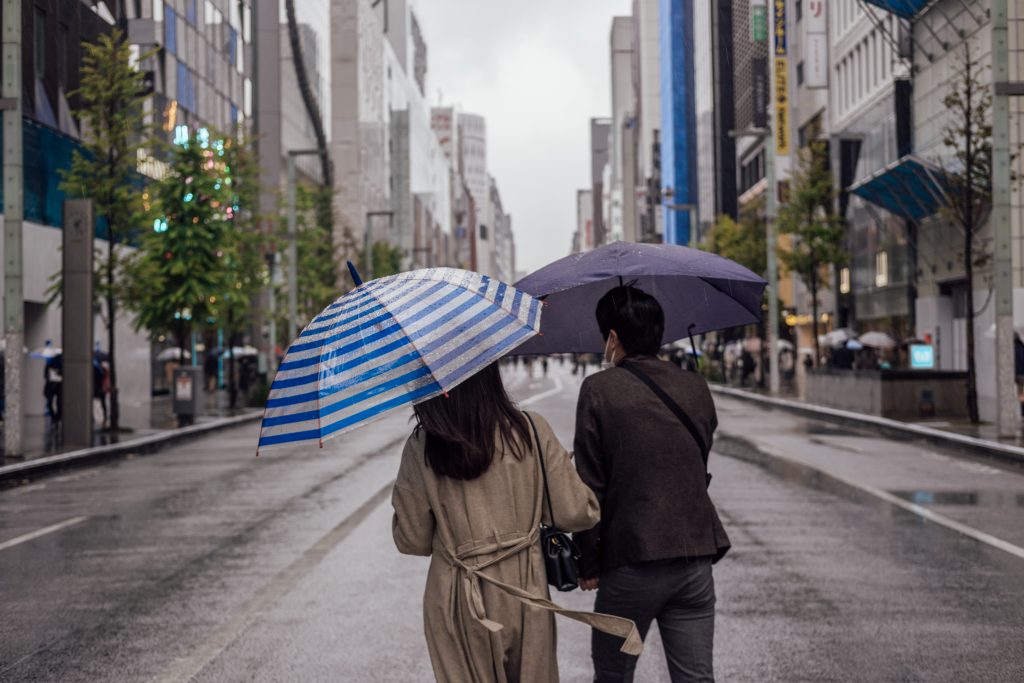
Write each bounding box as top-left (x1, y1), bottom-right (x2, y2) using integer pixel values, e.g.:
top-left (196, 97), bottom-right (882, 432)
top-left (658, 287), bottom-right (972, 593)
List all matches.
top-left (413, 363), bottom-right (531, 480)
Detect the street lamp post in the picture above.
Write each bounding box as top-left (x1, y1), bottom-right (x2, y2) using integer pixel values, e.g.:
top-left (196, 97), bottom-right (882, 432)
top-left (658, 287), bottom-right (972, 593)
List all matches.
top-left (285, 149), bottom-right (320, 345)
top-left (730, 126), bottom-right (780, 395)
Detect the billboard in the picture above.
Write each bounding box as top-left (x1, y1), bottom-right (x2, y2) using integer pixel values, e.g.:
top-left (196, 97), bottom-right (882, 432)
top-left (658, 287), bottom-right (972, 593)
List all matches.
top-left (805, 0), bottom-right (829, 89)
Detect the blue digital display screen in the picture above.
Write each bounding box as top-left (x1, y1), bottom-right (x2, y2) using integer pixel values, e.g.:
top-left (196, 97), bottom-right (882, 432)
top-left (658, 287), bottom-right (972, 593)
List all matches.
top-left (910, 344), bottom-right (935, 369)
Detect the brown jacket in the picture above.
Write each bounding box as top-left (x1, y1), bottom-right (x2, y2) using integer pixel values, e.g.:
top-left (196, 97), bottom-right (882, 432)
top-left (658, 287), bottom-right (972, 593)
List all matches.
top-left (574, 356), bottom-right (730, 578)
top-left (392, 411), bottom-right (641, 683)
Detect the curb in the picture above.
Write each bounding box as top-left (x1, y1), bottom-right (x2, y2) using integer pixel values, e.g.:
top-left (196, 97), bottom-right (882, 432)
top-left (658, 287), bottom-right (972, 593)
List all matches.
top-left (0, 412), bottom-right (263, 485)
top-left (710, 384), bottom-right (1024, 467)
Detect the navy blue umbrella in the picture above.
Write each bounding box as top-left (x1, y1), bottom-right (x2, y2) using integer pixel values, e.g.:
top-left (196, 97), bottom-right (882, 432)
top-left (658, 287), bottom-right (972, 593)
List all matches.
top-left (513, 241), bottom-right (766, 354)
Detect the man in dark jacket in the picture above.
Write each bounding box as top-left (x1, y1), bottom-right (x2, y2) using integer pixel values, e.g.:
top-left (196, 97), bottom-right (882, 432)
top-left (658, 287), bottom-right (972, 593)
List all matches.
top-left (575, 285), bottom-right (730, 683)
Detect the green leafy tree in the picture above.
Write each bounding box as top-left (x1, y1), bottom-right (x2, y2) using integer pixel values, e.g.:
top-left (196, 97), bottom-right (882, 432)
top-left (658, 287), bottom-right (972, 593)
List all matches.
top-left (126, 133), bottom-right (233, 360)
top-left (59, 29), bottom-right (152, 431)
top-left (369, 240), bottom-right (405, 279)
top-left (702, 200), bottom-right (772, 384)
top-left (276, 184), bottom-right (343, 334)
top-left (938, 42), bottom-right (993, 424)
top-left (216, 133), bottom-right (269, 407)
top-left (702, 200), bottom-right (767, 277)
top-left (777, 140), bottom-right (847, 366)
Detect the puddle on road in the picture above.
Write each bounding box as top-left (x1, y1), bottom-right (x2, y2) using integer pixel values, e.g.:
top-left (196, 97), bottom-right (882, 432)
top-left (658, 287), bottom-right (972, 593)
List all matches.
top-left (890, 489), bottom-right (1024, 508)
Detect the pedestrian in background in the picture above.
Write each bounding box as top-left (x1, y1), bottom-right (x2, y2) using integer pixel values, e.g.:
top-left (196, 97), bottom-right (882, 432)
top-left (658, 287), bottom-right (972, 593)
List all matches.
top-left (575, 286), bottom-right (730, 683)
top-left (44, 354), bottom-right (64, 422)
top-left (392, 363), bottom-right (633, 682)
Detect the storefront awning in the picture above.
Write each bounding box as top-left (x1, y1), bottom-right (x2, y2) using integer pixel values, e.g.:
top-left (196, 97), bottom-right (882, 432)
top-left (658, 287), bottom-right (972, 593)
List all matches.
top-left (860, 0), bottom-right (931, 20)
top-left (849, 155), bottom-right (950, 223)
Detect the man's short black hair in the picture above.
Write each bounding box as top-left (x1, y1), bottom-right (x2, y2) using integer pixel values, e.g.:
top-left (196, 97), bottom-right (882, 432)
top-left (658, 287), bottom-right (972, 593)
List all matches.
top-left (595, 285), bottom-right (664, 356)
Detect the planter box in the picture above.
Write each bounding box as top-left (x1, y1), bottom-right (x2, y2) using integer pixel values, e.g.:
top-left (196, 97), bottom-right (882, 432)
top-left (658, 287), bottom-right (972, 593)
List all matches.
top-left (805, 368), bottom-right (969, 420)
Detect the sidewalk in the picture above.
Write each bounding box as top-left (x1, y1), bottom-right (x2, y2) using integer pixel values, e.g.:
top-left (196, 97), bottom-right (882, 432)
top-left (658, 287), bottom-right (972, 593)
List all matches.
top-left (712, 382), bottom-right (1024, 464)
top-left (0, 390), bottom-right (261, 483)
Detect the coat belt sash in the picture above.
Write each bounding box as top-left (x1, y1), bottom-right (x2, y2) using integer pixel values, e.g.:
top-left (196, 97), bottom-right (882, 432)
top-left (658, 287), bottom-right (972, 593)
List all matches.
top-left (436, 532), bottom-right (643, 656)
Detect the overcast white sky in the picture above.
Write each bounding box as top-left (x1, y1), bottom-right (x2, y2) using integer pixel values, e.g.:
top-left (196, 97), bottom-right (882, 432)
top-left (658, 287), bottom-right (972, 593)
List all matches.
top-left (416, 0), bottom-right (632, 276)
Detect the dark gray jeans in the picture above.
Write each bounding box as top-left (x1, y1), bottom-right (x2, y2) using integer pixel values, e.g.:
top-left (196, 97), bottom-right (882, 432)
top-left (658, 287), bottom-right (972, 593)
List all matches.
top-left (592, 556), bottom-right (716, 683)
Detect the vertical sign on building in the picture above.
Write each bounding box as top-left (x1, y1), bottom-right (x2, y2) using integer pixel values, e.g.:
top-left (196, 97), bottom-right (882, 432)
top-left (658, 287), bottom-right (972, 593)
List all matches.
top-left (751, 0), bottom-right (769, 129)
top-left (772, 0), bottom-right (790, 156)
top-left (805, 0), bottom-right (829, 89)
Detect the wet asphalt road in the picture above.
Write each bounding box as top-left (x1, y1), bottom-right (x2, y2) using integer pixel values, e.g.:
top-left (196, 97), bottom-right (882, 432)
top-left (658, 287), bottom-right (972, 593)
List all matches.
top-left (1, 364), bottom-right (1023, 682)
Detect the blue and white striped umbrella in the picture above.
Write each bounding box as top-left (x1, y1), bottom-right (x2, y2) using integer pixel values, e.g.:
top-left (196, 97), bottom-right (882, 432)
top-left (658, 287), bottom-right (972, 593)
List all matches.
top-left (258, 268), bottom-right (542, 450)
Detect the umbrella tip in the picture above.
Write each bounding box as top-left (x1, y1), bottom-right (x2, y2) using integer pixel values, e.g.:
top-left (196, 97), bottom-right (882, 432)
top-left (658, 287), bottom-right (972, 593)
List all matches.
top-left (347, 261), bottom-right (364, 287)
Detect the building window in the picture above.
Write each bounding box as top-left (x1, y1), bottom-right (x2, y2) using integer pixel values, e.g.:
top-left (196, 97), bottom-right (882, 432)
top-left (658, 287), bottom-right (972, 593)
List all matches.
top-left (480, 224), bottom-right (488, 240)
top-left (34, 8), bottom-right (46, 78)
top-left (153, 0), bottom-right (163, 22)
top-left (186, 0), bottom-right (197, 24)
top-left (797, 61), bottom-right (804, 86)
top-left (796, 0), bottom-right (803, 22)
top-left (840, 267), bottom-right (851, 294)
top-left (875, 251), bottom-right (889, 288)
top-left (57, 23), bottom-right (68, 87)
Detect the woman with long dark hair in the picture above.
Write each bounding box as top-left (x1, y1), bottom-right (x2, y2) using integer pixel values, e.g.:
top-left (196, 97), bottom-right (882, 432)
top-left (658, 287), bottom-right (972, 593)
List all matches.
top-left (392, 363), bottom-right (607, 682)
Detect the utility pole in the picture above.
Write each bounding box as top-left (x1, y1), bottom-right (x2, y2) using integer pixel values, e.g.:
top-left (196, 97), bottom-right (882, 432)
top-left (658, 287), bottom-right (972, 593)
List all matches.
top-left (764, 126), bottom-right (780, 396)
top-left (3, 0), bottom-right (24, 456)
top-left (992, 0), bottom-right (1018, 437)
top-left (285, 149), bottom-right (319, 344)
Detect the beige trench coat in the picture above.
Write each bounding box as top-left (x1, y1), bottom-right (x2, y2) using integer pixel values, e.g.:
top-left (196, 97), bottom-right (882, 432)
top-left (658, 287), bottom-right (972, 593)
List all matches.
top-left (392, 411), bottom-right (641, 683)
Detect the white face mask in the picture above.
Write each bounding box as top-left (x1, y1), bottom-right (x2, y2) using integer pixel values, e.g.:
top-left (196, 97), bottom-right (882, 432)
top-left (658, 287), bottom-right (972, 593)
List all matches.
top-left (601, 333), bottom-right (617, 371)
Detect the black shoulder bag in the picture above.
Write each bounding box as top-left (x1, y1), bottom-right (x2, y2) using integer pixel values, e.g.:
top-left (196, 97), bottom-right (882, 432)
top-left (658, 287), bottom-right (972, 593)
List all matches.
top-left (524, 413), bottom-right (582, 592)
top-left (622, 363), bottom-right (713, 487)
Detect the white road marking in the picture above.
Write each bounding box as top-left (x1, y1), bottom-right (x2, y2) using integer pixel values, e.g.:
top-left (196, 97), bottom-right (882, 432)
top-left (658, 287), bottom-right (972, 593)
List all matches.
top-left (0, 516), bottom-right (88, 552)
top-left (756, 445), bottom-right (1024, 562)
top-left (519, 374), bottom-right (565, 407)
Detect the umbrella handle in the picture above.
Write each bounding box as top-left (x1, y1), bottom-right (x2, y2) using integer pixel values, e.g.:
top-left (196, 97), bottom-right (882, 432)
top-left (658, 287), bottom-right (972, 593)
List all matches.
top-left (347, 261), bottom-right (364, 287)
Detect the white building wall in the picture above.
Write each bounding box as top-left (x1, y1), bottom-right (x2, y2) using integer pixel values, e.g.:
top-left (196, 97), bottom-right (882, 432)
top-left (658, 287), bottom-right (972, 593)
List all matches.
top-left (633, 0), bottom-right (661, 184)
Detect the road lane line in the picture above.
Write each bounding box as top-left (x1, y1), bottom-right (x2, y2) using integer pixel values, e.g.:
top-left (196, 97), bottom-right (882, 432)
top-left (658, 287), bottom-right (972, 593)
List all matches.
top-left (752, 444), bottom-right (1024, 562)
top-left (519, 374), bottom-right (564, 406)
top-left (154, 481), bottom-right (395, 683)
top-left (0, 516), bottom-right (88, 552)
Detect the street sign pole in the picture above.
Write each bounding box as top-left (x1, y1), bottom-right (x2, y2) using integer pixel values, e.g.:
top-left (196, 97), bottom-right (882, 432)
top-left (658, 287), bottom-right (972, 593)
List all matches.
top-left (3, 0), bottom-right (24, 456)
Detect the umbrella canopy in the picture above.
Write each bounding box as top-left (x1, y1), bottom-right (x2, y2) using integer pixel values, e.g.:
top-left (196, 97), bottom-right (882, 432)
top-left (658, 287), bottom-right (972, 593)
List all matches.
top-left (858, 331), bottom-right (898, 349)
top-left (156, 348), bottom-right (191, 362)
top-left (29, 343), bottom-right (62, 359)
top-left (846, 339), bottom-right (865, 351)
top-left (512, 241), bottom-right (766, 354)
top-left (259, 267), bottom-right (541, 451)
top-left (216, 345), bottom-right (259, 358)
top-left (823, 328), bottom-right (858, 348)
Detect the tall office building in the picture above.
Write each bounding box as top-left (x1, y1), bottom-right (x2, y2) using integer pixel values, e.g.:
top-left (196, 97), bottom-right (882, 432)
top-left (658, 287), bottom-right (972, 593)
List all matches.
top-left (590, 118), bottom-right (611, 247)
top-left (658, 0), bottom-right (697, 245)
top-left (609, 17), bottom-right (635, 243)
top-left (0, 2), bottom-right (153, 417)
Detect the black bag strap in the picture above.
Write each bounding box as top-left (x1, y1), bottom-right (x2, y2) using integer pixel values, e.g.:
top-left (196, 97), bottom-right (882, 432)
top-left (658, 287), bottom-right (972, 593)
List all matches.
top-left (622, 363), bottom-right (712, 485)
top-left (524, 412), bottom-right (557, 528)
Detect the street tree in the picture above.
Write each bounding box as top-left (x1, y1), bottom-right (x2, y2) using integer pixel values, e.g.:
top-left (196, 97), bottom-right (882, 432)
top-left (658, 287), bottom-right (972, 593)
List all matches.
top-left (59, 29), bottom-right (152, 432)
top-left (702, 200), bottom-right (767, 278)
top-left (777, 140), bottom-right (847, 366)
top-left (937, 42), bottom-right (993, 424)
top-left (216, 133), bottom-right (269, 407)
top-left (276, 184), bottom-right (343, 334)
top-left (369, 240), bottom-right (405, 279)
top-left (125, 130), bottom-right (233, 361)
